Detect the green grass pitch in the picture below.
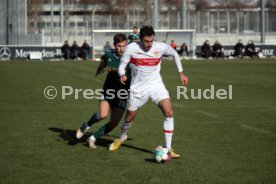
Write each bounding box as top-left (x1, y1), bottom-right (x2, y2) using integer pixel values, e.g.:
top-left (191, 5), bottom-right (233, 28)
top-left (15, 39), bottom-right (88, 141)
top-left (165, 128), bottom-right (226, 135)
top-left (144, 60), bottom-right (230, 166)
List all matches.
top-left (0, 59), bottom-right (275, 184)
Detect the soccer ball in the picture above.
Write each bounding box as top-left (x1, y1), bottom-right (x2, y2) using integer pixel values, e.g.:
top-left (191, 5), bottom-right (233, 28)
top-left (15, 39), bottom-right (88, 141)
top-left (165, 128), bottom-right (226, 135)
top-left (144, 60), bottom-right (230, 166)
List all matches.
top-left (153, 146), bottom-right (171, 163)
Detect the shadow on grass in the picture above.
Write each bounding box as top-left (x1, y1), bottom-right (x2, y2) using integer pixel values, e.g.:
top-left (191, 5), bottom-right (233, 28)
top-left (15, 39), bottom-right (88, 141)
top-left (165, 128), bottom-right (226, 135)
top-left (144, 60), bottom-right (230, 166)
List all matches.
top-left (144, 158), bottom-right (159, 164)
top-left (48, 127), bottom-right (115, 147)
top-left (48, 127), bottom-right (86, 145)
top-left (120, 144), bottom-right (152, 154)
top-left (48, 127), bottom-right (152, 154)
top-left (145, 158), bottom-right (173, 164)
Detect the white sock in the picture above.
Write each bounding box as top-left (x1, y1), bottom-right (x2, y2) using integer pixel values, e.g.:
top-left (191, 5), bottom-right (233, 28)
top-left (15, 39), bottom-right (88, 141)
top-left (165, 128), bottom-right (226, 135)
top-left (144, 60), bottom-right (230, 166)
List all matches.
top-left (120, 120), bottom-right (132, 141)
top-left (163, 117), bottom-right (174, 150)
top-left (89, 135), bottom-right (96, 142)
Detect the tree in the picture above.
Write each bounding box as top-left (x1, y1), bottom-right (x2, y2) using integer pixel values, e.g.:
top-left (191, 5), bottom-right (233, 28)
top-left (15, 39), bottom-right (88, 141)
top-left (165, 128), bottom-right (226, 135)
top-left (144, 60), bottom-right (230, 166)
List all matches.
top-left (195, 0), bottom-right (210, 11)
top-left (265, 0), bottom-right (276, 8)
top-left (214, 0), bottom-right (254, 9)
top-left (135, 0), bottom-right (152, 26)
top-left (27, 0), bottom-right (45, 33)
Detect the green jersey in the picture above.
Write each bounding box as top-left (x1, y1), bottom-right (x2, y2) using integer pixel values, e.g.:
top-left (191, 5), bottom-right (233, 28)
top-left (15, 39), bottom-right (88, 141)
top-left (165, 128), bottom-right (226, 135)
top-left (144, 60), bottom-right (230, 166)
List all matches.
top-left (128, 33), bottom-right (140, 43)
top-left (100, 49), bottom-right (130, 92)
top-left (101, 49), bottom-right (121, 69)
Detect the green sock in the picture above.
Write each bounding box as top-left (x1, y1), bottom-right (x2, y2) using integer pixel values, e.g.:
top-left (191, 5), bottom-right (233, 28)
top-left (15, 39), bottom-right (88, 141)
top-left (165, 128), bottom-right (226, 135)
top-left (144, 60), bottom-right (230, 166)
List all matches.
top-left (93, 124), bottom-right (106, 139)
top-left (87, 112), bottom-right (99, 126)
top-left (93, 123), bottom-right (113, 139)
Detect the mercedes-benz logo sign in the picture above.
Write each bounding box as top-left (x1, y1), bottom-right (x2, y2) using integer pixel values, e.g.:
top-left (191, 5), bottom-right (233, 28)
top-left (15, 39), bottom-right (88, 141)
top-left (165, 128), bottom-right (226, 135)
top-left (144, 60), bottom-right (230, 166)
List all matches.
top-left (0, 47), bottom-right (11, 59)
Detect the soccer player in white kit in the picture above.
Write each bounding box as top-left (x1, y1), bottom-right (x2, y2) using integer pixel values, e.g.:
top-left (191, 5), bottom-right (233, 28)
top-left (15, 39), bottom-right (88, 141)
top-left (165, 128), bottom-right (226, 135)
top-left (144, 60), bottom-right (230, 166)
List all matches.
top-left (109, 26), bottom-right (189, 159)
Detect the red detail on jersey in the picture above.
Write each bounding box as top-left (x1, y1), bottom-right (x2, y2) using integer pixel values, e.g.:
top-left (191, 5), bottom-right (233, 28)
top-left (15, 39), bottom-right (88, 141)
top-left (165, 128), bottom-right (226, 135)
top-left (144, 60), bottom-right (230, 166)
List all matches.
top-left (164, 130), bottom-right (174, 133)
top-left (154, 51), bottom-right (160, 57)
top-left (130, 58), bottom-right (161, 66)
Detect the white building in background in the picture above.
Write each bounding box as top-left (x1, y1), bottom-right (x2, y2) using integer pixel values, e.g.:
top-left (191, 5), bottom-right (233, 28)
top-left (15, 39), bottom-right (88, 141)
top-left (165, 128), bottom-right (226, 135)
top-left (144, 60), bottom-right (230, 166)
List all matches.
top-left (0, 0), bottom-right (43, 45)
top-left (0, 0), bottom-right (27, 44)
top-left (1, 0), bottom-right (276, 45)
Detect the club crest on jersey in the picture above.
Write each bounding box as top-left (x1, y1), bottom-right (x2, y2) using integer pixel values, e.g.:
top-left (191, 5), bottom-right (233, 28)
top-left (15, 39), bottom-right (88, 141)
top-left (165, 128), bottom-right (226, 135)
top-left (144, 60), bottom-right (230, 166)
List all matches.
top-left (154, 51), bottom-right (159, 57)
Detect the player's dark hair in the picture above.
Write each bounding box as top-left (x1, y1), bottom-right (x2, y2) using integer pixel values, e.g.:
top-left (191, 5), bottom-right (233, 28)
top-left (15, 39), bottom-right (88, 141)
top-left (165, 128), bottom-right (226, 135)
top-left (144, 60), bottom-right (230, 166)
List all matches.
top-left (139, 26), bottom-right (155, 39)
top-left (133, 26), bottom-right (138, 29)
top-left (113, 33), bottom-right (127, 44)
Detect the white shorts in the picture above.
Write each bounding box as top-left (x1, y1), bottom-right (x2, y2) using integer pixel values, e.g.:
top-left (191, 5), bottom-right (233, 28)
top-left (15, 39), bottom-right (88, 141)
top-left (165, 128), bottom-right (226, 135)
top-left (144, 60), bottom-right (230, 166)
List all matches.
top-left (127, 83), bottom-right (170, 111)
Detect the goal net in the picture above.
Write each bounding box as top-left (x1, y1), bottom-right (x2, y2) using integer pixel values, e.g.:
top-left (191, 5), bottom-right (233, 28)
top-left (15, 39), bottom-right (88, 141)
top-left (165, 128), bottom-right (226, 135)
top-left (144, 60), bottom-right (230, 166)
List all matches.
top-left (91, 29), bottom-right (195, 61)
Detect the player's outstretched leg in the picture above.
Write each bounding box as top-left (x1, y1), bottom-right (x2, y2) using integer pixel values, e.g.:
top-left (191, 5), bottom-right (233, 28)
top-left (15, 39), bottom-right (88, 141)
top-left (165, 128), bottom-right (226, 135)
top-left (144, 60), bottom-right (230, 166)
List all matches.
top-left (76, 122), bottom-right (90, 139)
top-left (76, 101), bottom-right (109, 139)
top-left (163, 117), bottom-right (180, 159)
top-left (76, 112), bottom-right (100, 139)
top-left (109, 109), bottom-right (138, 151)
top-left (108, 120), bottom-right (130, 151)
top-left (87, 122), bottom-right (118, 148)
top-left (159, 98), bottom-right (180, 159)
top-left (88, 107), bottom-right (125, 149)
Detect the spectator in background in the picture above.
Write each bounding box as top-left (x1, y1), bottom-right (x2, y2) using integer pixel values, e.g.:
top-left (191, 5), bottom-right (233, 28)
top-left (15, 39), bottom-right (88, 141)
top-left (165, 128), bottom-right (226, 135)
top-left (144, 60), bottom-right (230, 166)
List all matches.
top-left (233, 39), bottom-right (244, 58)
top-left (212, 40), bottom-right (224, 58)
top-left (71, 41), bottom-right (80, 60)
top-left (81, 40), bottom-right (90, 60)
top-left (201, 40), bottom-right (212, 59)
top-left (178, 42), bottom-right (189, 56)
top-left (170, 40), bottom-right (177, 50)
top-left (128, 26), bottom-right (140, 43)
top-left (244, 40), bottom-right (256, 59)
top-left (103, 41), bottom-right (112, 52)
top-left (61, 40), bottom-right (71, 60)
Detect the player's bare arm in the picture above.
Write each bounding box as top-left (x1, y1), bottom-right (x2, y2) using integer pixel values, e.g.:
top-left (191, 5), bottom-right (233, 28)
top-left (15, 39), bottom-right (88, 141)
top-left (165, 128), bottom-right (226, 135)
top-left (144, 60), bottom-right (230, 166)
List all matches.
top-left (179, 72), bottom-right (189, 86)
top-left (119, 75), bottom-right (127, 85)
top-left (169, 47), bottom-right (189, 86)
top-left (95, 59), bottom-right (107, 76)
top-left (118, 52), bottom-right (130, 85)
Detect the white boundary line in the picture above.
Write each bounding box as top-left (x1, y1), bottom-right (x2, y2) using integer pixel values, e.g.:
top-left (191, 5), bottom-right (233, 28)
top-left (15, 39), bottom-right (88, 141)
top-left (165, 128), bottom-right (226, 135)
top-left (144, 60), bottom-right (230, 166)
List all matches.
top-left (241, 124), bottom-right (276, 137)
top-left (197, 110), bottom-right (218, 118)
top-left (173, 102), bottom-right (186, 108)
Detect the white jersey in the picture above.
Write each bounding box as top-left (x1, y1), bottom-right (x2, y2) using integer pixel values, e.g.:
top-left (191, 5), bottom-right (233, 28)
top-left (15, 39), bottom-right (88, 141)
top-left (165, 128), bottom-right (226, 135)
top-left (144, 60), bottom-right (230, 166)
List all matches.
top-left (118, 41), bottom-right (183, 93)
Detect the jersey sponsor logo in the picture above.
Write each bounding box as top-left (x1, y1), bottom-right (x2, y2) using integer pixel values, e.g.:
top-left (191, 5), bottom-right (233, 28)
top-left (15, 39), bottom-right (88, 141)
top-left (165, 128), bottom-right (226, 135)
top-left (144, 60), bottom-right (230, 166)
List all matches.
top-left (130, 58), bottom-right (161, 66)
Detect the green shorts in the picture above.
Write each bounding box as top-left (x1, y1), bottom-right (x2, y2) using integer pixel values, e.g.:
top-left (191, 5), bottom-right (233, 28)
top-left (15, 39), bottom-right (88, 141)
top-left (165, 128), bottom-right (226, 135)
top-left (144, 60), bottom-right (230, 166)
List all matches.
top-left (99, 89), bottom-right (128, 109)
top-left (100, 72), bottom-right (130, 109)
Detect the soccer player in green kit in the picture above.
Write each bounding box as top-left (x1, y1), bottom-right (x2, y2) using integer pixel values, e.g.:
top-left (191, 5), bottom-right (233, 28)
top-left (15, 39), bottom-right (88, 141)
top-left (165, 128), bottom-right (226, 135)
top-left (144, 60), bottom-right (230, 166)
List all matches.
top-left (76, 33), bottom-right (130, 148)
top-left (128, 26), bottom-right (140, 43)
